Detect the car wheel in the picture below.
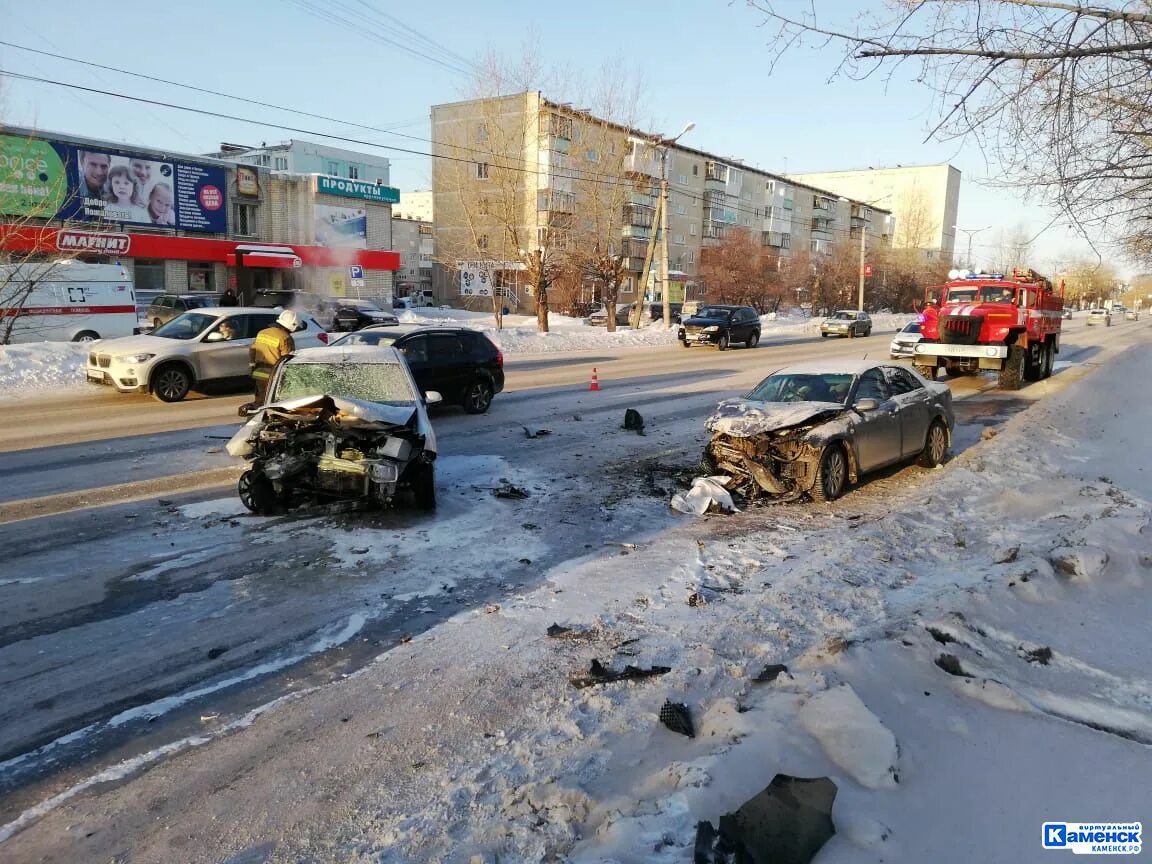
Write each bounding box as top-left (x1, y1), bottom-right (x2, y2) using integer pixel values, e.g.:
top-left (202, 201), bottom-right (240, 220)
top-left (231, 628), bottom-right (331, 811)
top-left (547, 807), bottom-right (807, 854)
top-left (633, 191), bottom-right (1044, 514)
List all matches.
top-left (411, 461), bottom-right (436, 511)
top-left (920, 419), bottom-right (949, 468)
top-left (812, 444), bottom-right (848, 502)
top-left (463, 378), bottom-right (494, 414)
top-left (238, 469), bottom-right (283, 515)
top-left (717, 333), bottom-right (729, 351)
top-left (747, 330), bottom-right (760, 349)
top-left (848, 327), bottom-right (857, 338)
top-left (72, 330), bottom-right (99, 342)
top-left (679, 339), bottom-right (690, 348)
top-left (151, 363), bottom-right (192, 402)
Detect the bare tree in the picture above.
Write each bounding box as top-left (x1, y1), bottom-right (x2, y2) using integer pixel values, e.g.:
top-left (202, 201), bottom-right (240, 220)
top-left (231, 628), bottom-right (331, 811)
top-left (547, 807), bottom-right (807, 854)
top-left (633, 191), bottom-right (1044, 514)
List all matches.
top-left (698, 228), bottom-right (783, 310)
top-left (992, 223), bottom-right (1035, 274)
top-left (744, 1), bottom-right (1152, 257)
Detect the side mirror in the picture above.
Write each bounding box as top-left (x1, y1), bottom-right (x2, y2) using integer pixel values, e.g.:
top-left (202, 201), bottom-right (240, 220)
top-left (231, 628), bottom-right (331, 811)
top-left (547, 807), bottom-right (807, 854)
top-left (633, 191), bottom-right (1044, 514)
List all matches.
top-left (424, 390), bottom-right (443, 405)
top-left (854, 397), bottom-right (880, 412)
top-left (205, 331), bottom-right (225, 342)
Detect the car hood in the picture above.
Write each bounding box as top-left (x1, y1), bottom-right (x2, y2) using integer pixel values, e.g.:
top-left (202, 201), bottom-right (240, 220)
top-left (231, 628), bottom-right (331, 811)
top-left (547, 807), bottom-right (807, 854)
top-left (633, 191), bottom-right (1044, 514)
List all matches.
top-left (683, 315), bottom-right (731, 326)
top-left (89, 334), bottom-right (187, 354)
top-left (892, 332), bottom-right (923, 342)
top-left (706, 398), bottom-right (847, 437)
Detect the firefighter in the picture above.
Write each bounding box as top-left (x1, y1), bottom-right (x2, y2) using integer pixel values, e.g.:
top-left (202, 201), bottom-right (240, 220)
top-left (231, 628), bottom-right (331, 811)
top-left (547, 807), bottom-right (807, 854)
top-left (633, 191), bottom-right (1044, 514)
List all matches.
top-left (250, 309), bottom-right (302, 404)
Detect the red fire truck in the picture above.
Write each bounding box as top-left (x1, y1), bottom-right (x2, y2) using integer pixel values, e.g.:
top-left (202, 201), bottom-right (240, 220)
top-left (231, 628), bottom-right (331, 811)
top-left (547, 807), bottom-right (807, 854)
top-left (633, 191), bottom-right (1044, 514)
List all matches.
top-left (913, 269), bottom-right (1064, 390)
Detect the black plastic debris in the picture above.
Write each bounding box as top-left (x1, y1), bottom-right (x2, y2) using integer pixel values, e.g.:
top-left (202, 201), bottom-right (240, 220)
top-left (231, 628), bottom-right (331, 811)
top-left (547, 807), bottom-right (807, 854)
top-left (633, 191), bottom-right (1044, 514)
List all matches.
top-left (687, 592), bottom-right (706, 607)
top-left (569, 658), bottom-right (671, 688)
top-left (694, 775), bottom-right (838, 864)
top-left (522, 426), bottom-right (553, 439)
top-left (547, 623), bottom-right (573, 637)
top-left (753, 663), bottom-right (788, 683)
top-left (1024, 645), bottom-right (1053, 665)
top-left (623, 408), bottom-right (646, 434)
top-left (935, 653), bottom-right (971, 677)
top-left (493, 483), bottom-right (531, 500)
top-left (659, 700), bottom-right (695, 738)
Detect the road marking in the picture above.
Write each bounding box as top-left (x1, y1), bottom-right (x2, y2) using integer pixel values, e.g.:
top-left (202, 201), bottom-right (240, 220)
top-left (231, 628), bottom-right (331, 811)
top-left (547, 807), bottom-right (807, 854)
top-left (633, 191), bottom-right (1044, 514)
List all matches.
top-left (0, 466), bottom-right (244, 525)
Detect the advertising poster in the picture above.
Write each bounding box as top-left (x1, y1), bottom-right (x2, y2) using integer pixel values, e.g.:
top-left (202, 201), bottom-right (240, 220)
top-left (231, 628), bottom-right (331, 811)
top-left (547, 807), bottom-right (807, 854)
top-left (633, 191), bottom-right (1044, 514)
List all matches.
top-left (0, 133), bottom-right (228, 233)
top-left (314, 204), bottom-right (367, 249)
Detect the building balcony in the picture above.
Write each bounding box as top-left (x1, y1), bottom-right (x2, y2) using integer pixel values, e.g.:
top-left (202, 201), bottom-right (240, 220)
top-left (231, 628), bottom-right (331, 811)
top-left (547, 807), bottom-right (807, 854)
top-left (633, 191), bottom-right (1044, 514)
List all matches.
top-left (622, 225), bottom-right (652, 240)
top-left (542, 136), bottom-right (570, 154)
top-left (625, 151), bottom-right (660, 178)
top-left (623, 256), bottom-right (647, 272)
top-left (623, 205), bottom-right (654, 228)
top-left (620, 239), bottom-right (649, 259)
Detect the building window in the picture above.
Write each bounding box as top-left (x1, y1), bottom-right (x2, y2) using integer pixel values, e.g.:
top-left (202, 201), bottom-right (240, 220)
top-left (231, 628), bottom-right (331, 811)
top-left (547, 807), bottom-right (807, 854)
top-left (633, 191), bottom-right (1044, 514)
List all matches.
top-left (692, 164), bottom-right (698, 176)
top-left (478, 198), bottom-right (490, 215)
top-left (232, 203), bottom-right (257, 237)
top-left (686, 250), bottom-right (696, 265)
top-left (134, 259), bottom-right (165, 293)
top-left (348, 165), bottom-right (359, 180)
top-left (766, 180), bottom-right (774, 193)
top-left (673, 233), bottom-right (685, 245)
top-left (476, 162), bottom-right (490, 180)
top-left (678, 174), bottom-right (688, 185)
top-left (188, 263), bottom-right (214, 293)
top-left (273, 156), bottom-right (287, 170)
top-left (689, 223), bottom-right (697, 236)
top-left (586, 148), bottom-right (599, 162)
top-left (476, 123), bottom-right (489, 143)
top-left (327, 161), bottom-right (339, 175)
top-left (781, 234), bottom-right (791, 249)
top-left (676, 203), bottom-right (686, 216)
top-left (478, 234), bottom-right (489, 250)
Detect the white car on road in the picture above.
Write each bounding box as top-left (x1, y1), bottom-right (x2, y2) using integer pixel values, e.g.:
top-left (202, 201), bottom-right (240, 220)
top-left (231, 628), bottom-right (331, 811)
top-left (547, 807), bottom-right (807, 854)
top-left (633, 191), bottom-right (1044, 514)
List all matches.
top-left (889, 320), bottom-right (923, 358)
top-left (84, 307), bottom-right (328, 402)
top-left (1086, 308), bottom-right (1112, 326)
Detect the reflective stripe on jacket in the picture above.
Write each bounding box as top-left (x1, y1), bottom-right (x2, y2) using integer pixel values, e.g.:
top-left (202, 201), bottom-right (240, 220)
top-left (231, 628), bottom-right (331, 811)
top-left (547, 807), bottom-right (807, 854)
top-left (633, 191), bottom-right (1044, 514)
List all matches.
top-left (249, 323), bottom-right (295, 377)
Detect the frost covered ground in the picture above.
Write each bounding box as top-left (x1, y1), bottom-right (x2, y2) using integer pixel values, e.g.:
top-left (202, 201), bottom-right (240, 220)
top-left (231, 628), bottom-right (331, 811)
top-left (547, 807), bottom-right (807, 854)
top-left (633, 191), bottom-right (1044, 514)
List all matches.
top-left (0, 309), bottom-right (912, 397)
top-left (4, 341), bottom-right (1148, 862)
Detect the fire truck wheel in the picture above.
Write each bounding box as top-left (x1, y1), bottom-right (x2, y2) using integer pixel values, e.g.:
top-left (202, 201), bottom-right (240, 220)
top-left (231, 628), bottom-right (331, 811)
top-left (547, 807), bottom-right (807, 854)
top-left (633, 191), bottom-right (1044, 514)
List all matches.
top-left (1024, 342), bottom-right (1044, 382)
top-left (1041, 342), bottom-right (1055, 379)
top-left (920, 420), bottom-right (950, 468)
top-left (998, 346), bottom-right (1025, 390)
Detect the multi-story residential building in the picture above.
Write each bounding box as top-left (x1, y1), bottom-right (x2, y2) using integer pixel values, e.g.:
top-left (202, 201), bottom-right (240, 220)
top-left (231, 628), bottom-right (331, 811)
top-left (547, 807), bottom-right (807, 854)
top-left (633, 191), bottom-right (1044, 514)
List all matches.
top-left (0, 127), bottom-right (400, 306)
top-left (789, 164), bottom-right (960, 263)
top-left (431, 92), bottom-right (892, 310)
top-left (397, 191), bottom-right (433, 223)
top-left (211, 140), bottom-right (392, 186)
top-left (392, 216), bottom-right (434, 300)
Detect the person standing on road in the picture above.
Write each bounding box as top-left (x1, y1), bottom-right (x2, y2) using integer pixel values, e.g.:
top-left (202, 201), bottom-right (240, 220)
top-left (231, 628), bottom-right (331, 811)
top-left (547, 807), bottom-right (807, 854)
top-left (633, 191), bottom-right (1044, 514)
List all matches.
top-left (249, 310), bottom-right (301, 404)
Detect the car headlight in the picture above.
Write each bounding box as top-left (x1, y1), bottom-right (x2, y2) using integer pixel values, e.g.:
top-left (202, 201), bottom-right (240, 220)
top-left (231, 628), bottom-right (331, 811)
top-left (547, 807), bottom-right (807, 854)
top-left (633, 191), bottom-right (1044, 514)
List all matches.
top-left (703, 325), bottom-right (719, 332)
top-left (985, 347), bottom-right (999, 357)
top-left (115, 353), bottom-right (156, 363)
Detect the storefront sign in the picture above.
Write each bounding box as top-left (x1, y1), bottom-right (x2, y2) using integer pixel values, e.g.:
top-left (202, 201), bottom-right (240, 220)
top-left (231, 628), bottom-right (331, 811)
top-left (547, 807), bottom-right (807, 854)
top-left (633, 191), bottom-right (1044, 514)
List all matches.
top-left (56, 230), bottom-right (131, 255)
top-left (0, 133), bottom-right (228, 233)
top-left (235, 165), bottom-right (260, 197)
top-left (316, 175), bottom-right (399, 204)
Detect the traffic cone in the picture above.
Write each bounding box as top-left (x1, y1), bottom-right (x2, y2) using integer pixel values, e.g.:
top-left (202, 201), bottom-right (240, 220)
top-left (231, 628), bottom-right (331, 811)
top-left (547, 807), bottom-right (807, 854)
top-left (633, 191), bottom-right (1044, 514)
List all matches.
top-left (589, 367), bottom-right (601, 391)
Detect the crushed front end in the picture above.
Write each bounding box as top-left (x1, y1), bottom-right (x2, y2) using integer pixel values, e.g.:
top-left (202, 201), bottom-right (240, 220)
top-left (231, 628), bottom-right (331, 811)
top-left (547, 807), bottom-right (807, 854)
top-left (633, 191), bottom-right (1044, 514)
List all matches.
top-left (702, 399), bottom-right (848, 502)
top-left (228, 394), bottom-right (432, 514)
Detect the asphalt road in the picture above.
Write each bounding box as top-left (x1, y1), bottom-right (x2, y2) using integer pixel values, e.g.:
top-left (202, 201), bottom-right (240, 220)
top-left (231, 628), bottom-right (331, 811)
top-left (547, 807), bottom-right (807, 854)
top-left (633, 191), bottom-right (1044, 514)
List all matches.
top-left (0, 316), bottom-right (1144, 839)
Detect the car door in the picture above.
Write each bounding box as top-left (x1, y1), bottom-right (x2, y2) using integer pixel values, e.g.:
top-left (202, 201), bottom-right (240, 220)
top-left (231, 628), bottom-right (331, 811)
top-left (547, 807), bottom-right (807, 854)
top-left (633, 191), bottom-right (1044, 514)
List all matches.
top-left (424, 333), bottom-right (469, 401)
top-left (849, 367), bottom-right (901, 471)
top-left (883, 365), bottom-right (931, 459)
top-left (193, 314), bottom-right (259, 383)
top-left (396, 334), bottom-right (433, 393)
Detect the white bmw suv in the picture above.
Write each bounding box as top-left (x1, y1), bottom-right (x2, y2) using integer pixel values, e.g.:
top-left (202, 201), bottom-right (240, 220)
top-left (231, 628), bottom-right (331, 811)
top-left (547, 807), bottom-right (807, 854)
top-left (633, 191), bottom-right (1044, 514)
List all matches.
top-left (85, 307), bottom-right (328, 402)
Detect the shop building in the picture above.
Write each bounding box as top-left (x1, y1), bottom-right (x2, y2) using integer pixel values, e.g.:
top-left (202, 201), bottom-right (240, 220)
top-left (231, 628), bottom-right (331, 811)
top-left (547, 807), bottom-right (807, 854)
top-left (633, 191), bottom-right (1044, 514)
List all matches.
top-left (0, 127), bottom-right (400, 305)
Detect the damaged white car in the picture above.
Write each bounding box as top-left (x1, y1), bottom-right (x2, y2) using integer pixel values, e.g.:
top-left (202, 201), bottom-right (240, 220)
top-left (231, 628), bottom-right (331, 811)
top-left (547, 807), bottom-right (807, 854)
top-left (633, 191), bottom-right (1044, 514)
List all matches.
top-left (227, 346), bottom-right (439, 514)
top-left (702, 361), bottom-right (954, 502)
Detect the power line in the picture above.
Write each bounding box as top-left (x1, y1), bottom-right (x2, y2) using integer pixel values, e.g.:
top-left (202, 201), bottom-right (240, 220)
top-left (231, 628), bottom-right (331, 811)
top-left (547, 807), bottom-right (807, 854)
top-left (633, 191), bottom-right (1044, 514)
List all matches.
top-left (0, 70), bottom-right (889, 246)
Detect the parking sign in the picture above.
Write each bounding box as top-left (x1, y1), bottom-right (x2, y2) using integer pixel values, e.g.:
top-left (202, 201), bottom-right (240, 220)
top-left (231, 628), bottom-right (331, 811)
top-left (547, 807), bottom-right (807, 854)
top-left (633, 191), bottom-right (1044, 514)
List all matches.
top-left (348, 264), bottom-right (365, 288)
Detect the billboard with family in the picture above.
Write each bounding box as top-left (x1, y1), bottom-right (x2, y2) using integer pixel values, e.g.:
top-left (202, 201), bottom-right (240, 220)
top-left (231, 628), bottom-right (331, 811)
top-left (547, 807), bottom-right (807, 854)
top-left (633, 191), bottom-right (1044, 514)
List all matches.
top-left (0, 133), bottom-right (227, 233)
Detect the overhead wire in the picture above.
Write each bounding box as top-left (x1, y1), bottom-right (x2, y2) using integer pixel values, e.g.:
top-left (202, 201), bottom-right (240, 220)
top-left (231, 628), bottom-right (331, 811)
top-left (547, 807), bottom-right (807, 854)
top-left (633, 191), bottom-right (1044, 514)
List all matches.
top-left (0, 67), bottom-right (887, 245)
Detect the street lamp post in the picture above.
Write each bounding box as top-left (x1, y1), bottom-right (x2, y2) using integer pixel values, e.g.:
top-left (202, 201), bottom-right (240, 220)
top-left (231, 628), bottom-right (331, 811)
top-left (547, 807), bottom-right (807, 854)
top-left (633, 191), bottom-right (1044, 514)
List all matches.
top-left (954, 225), bottom-right (991, 271)
top-left (653, 122), bottom-right (695, 329)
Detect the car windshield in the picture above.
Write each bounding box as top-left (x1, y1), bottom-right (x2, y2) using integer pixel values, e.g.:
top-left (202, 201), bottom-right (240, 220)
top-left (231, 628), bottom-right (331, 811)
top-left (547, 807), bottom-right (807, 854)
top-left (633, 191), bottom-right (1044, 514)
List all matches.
top-left (186, 297), bottom-right (216, 309)
top-left (328, 331), bottom-right (400, 348)
top-left (153, 312), bottom-right (219, 340)
top-left (274, 362), bottom-right (417, 405)
top-left (977, 286), bottom-right (1016, 303)
top-left (747, 373), bottom-right (855, 404)
top-left (946, 288), bottom-right (978, 302)
top-left (830, 311), bottom-right (856, 320)
top-left (902, 322), bottom-right (921, 334)
top-left (696, 307), bottom-right (731, 319)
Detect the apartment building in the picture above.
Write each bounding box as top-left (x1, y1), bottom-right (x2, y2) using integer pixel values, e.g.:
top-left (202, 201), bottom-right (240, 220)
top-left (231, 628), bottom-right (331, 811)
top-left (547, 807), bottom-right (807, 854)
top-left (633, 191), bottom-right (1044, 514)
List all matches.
top-left (431, 92), bottom-right (893, 309)
top-left (789, 164), bottom-right (960, 262)
top-left (392, 216), bottom-right (434, 300)
top-left (210, 140), bottom-right (393, 187)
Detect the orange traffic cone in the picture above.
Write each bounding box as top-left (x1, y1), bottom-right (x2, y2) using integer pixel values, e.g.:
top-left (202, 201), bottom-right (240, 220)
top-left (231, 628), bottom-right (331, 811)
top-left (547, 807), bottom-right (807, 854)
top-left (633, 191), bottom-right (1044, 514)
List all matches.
top-left (589, 367), bottom-right (601, 391)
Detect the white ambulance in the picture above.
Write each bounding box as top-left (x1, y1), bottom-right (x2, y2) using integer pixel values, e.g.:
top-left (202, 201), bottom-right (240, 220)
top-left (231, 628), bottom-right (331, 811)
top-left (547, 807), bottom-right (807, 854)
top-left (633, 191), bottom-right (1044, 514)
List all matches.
top-left (0, 261), bottom-right (136, 343)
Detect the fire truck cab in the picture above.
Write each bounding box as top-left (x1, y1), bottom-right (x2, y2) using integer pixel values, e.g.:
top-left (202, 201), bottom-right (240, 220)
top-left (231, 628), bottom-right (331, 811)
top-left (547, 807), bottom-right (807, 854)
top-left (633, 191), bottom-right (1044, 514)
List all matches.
top-left (913, 268), bottom-right (1064, 390)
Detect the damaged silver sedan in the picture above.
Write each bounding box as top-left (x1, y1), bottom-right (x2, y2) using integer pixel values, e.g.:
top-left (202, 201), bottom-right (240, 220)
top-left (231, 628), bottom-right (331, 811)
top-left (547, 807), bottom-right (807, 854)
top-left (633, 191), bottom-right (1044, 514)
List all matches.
top-left (703, 361), bottom-right (953, 502)
top-left (227, 346), bottom-right (439, 514)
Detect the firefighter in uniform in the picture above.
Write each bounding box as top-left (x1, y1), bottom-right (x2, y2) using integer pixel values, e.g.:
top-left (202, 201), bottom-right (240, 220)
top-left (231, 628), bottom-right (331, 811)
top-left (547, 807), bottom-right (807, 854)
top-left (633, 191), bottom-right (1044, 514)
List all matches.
top-left (249, 309), bottom-right (302, 404)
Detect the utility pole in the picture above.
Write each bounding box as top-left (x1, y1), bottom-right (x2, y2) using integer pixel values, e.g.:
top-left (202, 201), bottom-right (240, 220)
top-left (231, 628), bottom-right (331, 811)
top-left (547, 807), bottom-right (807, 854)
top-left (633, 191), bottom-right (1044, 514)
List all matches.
top-left (630, 193), bottom-right (661, 329)
top-left (954, 225), bottom-right (991, 271)
top-left (857, 222), bottom-right (866, 312)
top-left (659, 146), bottom-right (672, 329)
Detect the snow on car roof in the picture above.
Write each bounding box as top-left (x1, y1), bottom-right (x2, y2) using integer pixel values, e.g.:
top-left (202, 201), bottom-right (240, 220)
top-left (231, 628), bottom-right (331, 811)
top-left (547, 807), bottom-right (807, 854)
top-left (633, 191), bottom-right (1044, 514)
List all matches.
top-left (770, 359), bottom-right (890, 375)
top-left (289, 345), bottom-right (405, 364)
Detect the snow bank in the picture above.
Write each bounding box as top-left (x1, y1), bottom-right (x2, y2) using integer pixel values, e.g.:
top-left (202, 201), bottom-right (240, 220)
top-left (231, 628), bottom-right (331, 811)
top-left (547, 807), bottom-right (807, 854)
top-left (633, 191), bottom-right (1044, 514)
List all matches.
top-left (0, 342), bottom-right (90, 398)
top-left (797, 683), bottom-right (900, 789)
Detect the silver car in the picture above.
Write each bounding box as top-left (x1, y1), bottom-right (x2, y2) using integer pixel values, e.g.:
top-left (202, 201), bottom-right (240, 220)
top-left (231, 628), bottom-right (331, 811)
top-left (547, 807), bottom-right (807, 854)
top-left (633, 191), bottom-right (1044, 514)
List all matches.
top-left (703, 360), bottom-right (954, 502)
top-left (889, 320), bottom-right (923, 358)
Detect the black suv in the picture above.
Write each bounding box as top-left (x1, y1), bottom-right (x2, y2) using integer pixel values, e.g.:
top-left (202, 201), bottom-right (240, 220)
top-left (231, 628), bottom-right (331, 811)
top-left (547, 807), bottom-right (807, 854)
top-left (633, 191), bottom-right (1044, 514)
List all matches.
top-left (327, 326), bottom-right (504, 413)
top-left (678, 305), bottom-right (761, 350)
top-left (145, 294), bottom-right (219, 329)
top-left (649, 302), bottom-right (684, 324)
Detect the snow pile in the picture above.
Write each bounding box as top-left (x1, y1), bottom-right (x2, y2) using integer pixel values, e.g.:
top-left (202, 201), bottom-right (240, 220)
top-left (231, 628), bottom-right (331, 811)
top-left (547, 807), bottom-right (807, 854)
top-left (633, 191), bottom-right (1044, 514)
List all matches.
top-left (0, 342), bottom-right (90, 398)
